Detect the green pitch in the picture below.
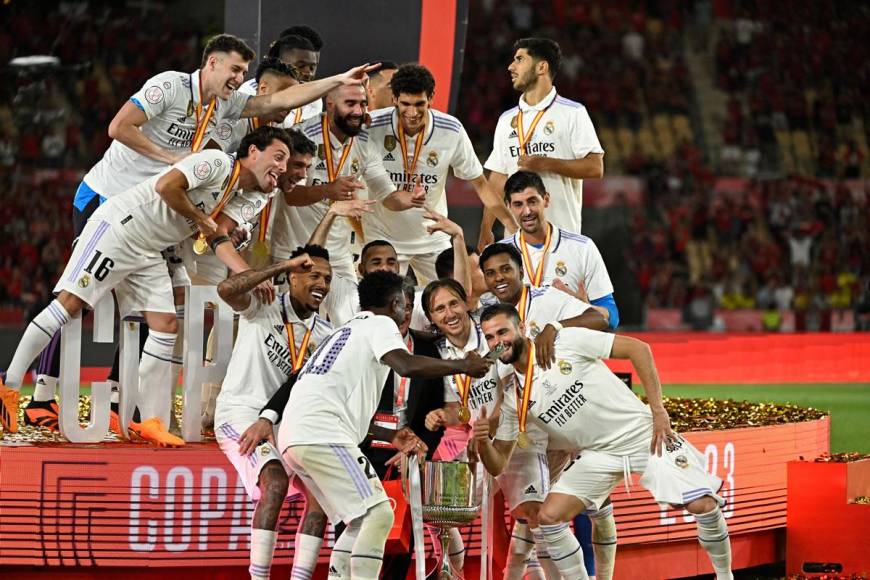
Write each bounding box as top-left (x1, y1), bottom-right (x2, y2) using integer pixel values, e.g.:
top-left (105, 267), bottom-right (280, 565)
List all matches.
top-left (662, 383), bottom-right (870, 454)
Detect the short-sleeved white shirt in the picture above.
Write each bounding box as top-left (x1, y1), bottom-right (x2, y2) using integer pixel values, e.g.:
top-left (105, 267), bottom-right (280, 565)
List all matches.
top-left (499, 225), bottom-right (614, 301)
top-left (480, 284), bottom-right (590, 340)
top-left (496, 327), bottom-right (652, 455)
top-left (84, 70), bottom-right (250, 197)
top-left (485, 87), bottom-right (603, 233)
top-left (363, 107), bottom-right (483, 255)
top-left (321, 274), bottom-right (359, 327)
top-left (217, 292), bottom-right (334, 413)
top-left (273, 116), bottom-right (395, 261)
top-left (278, 311), bottom-right (408, 448)
top-left (436, 321), bottom-right (501, 417)
top-left (93, 149), bottom-right (271, 252)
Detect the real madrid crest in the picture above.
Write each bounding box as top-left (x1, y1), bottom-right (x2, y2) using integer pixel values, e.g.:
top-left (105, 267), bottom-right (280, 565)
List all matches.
top-left (555, 261), bottom-right (568, 276)
top-left (510, 115), bottom-right (518, 129)
top-left (186, 100), bottom-right (194, 118)
top-left (77, 274), bottom-right (91, 288)
top-left (558, 360), bottom-right (572, 375)
top-left (675, 454), bottom-right (689, 469)
top-left (543, 120), bottom-right (555, 135)
top-left (529, 321), bottom-right (540, 338)
top-left (317, 144), bottom-right (326, 160)
top-left (426, 151), bottom-right (439, 167)
top-left (350, 158), bottom-right (360, 174)
top-left (384, 135), bottom-right (397, 151)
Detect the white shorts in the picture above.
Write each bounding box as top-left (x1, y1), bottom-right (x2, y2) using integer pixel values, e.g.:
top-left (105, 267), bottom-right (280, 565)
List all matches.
top-left (397, 251), bottom-right (443, 287)
top-left (551, 435), bottom-right (724, 511)
top-left (163, 243), bottom-right (192, 288)
top-left (215, 407), bottom-right (300, 502)
top-left (283, 444), bottom-right (388, 525)
top-left (496, 449), bottom-right (550, 511)
top-left (55, 218), bottom-right (175, 316)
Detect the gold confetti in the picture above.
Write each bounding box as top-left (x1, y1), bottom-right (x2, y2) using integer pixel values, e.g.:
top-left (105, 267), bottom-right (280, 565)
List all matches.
top-left (814, 452), bottom-right (870, 463)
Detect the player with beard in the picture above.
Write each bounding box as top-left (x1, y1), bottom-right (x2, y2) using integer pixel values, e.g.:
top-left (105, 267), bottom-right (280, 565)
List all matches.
top-left (215, 245), bottom-right (333, 580)
top-left (500, 170), bottom-right (619, 329)
top-left (278, 84), bottom-right (424, 279)
top-left (366, 61), bottom-right (398, 110)
top-left (479, 37), bottom-right (604, 249)
top-left (19, 33), bottom-right (377, 433)
top-left (0, 127), bottom-right (291, 442)
top-left (278, 271), bottom-right (492, 580)
top-left (365, 64), bottom-right (516, 285)
top-left (476, 304), bottom-right (733, 580)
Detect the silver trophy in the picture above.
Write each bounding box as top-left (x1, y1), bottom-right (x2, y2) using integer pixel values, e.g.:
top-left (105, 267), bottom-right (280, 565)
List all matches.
top-left (419, 460), bottom-right (482, 579)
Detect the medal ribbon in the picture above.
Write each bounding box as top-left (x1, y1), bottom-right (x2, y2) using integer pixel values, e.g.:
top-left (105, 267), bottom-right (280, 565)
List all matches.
top-left (516, 100), bottom-right (553, 156)
top-left (517, 285), bottom-right (532, 323)
top-left (518, 224), bottom-right (552, 287)
top-left (285, 319), bottom-right (314, 372)
top-left (293, 108), bottom-right (303, 125)
top-left (195, 159), bottom-right (241, 246)
top-left (395, 334), bottom-right (413, 409)
top-left (397, 117), bottom-right (426, 182)
top-left (191, 71), bottom-right (217, 152)
top-left (453, 373), bottom-right (472, 410)
top-left (321, 114), bottom-right (365, 241)
top-left (515, 341), bottom-right (535, 437)
top-left (257, 198), bottom-right (273, 243)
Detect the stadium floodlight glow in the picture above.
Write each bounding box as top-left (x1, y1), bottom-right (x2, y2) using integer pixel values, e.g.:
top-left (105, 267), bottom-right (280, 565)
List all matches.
top-left (9, 55), bottom-right (61, 68)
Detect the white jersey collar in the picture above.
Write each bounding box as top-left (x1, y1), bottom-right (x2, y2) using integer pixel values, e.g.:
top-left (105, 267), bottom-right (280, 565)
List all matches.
top-left (519, 87), bottom-right (557, 113)
top-left (391, 107), bottom-right (435, 145)
top-left (444, 320), bottom-right (483, 356)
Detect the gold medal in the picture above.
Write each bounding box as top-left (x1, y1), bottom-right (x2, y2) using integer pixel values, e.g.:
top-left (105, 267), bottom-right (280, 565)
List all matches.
top-left (193, 235), bottom-right (208, 255)
top-left (251, 239), bottom-right (270, 259)
top-left (458, 406), bottom-right (471, 424)
top-left (517, 432), bottom-right (530, 449)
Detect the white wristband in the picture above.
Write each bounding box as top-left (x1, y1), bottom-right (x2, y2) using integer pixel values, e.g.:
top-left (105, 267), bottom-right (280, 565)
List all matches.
top-left (548, 321), bottom-right (563, 333)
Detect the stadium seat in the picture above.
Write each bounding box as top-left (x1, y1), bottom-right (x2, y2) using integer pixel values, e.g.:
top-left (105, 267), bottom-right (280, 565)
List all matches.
top-left (673, 115), bottom-right (693, 143)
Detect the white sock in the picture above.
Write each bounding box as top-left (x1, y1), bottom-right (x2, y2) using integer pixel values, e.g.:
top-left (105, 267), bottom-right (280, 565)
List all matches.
top-left (538, 523), bottom-right (588, 579)
top-left (447, 526), bottom-right (466, 571)
top-left (590, 504), bottom-right (617, 580)
top-left (532, 525), bottom-right (565, 580)
top-left (109, 380), bottom-right (120, 404)
top-left (33, 375), bottom-right (58, 402)
top-left (523, 553), bottom-right (547, 580)
top-left (5, 300), bottom-right (70, 389)
top-left (138, 329), bottom-right (176, 423)
top-left (290, 532), bottom-right (321, 580)
top-left (249, 528), bottom-right (277, 579)
top-left (505, 521), bottom-right (535, 580)
top-left (696, 507), bottom-right (733, 580)
top-left (328, 521), bottom-right (359, 579)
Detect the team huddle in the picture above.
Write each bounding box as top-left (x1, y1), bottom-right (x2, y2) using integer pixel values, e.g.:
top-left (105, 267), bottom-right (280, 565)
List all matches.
top-left (0, 24), bottom-right (733, 580)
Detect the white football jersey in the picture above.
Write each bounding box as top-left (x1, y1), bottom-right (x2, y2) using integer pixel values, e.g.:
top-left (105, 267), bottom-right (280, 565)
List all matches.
top-left (496, 327), bottom-right (652, 455)
top-left (481, 284), bottom-right (590, 340)
top-left (485, 88), bottom-right (603, 233)
top-left (321, 274), bottom-right (359, 327)
top-left (218, 292), bottom-right (334, 413)
top-left (278, 311), bottom-right (408, 448)
top-left (499, 225), bottom-right (614, 301)
top-left (83, 70), bottom-right (250, 198)
top-left (363, 107), bottom-right (483, 255)
top-left (93, 149), bottom-right (271, 252)
top-left (273, 116), bottom-right (395, 262)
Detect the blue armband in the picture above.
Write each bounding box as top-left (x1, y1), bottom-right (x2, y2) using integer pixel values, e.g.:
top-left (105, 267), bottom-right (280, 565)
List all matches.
top-left (591, 293), bottom-right (620, 330)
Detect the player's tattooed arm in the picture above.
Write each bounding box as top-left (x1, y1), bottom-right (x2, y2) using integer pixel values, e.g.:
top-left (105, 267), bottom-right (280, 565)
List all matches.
top-left (108, 102), bottom-right (186, 165)
top-left (217, 254), bottom-right (314, 311)
top-left (241, 63), bottom-right (380, 118)
top-left (609, 335), bottom-right (674, 455)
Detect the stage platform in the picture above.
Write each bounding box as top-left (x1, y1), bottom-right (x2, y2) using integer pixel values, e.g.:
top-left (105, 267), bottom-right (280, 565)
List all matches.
top-left (0, 417), bottom-right (830, 579)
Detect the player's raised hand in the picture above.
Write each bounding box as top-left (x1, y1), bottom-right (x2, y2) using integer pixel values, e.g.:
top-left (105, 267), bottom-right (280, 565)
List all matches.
top-left (286, 253), bottom-right (314, 273)
top-left (338, 63), bottom-right (381, 86)
top-left (197, 215), bottom-right (219, 237)
top-left (534, 324), bottom-right (558, 370)
top-left (462, 351), bottom-right (492, 378)
top-left (392, 426), bottom-right (428, 460)
top-left (324, 175), bottom-right (365, 201)
top-left (650, 407), bottom-right (676, 456)
top-left (253, 279), bottom-right (276, 304)
top-left (553, 278), bottom-right (590, 303)
top-left (330, 199), bottom-right (376, 219)
top-left (477, 228), bottom-right (494, 252)
top-left (425, 408), bottom-right (449, 431)
top-left (423, 206), bottom-right (462, 238)
top-left (471, 405), bottom-right (490, 445)
top-left (238, 418), bottom-right (275, 456)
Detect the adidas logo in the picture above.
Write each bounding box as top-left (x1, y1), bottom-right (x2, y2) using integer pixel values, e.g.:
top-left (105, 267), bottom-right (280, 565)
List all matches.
top-left (524, 484), bottom-right (537, 494)
top-left (315, 161), bottom-right (326, 170)
top-left (36, 378), bottom-right (46, 385)
top-left (274, 324), bottom-right (285, 334)
top-left (328, 565), bottom-right (340, 577)
top-left (508, 130), bottom-right (518, 138)
top-left (383, 152), bottom-right (395, 161)
top-left (212, 191), bottom-right (220, 200)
